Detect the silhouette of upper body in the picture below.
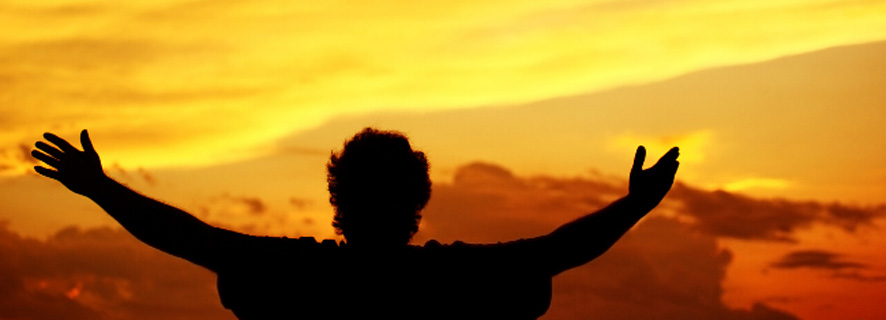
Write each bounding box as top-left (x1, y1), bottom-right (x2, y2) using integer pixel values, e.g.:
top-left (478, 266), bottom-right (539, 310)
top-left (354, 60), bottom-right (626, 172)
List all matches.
top-left (32, 128), bottom-right (679, 319)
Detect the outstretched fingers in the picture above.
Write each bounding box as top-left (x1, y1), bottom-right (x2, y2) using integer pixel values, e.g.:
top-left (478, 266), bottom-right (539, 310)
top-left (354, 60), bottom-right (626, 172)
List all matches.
top-left (652, 147), bottom-right (679, 168)
top-left (32, 131), bottom-right (83, 180)
top-left (662, 147), bottom-right (680, 162)
top-left (43, 132), bottom-right (79, 153)
top-left (31, 150), bottom-right (61, 169)
top-left (33, 166), bottom-right (60, 180)
top-left (35, 141), bottom-right (64, 159)
top-left (652, 148), bottom-right (680, 180)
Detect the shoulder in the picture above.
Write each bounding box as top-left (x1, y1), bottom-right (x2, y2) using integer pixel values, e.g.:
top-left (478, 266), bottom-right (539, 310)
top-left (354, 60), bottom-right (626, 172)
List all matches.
top-left (418, 238), bottom-right (531, 262)
top-left (229, 235), bottom-right (340, 250)
top-left (421, 237), bottom-right (552, 271)
top-left (422, 237), bottom-right (545, 251)
top-left (215, 236), bottom-right (341, 272)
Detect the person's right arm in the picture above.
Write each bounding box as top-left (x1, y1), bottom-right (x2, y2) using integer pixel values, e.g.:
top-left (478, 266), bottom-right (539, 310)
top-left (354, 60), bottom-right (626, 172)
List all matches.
top-left (31, 130), bottom-right (244, 272)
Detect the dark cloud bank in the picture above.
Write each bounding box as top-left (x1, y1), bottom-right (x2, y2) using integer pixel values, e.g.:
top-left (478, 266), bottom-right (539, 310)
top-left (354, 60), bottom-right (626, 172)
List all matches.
top-left (0, 222), bottom-right (233, 320)
top-left (3, 162), bottom-right (883, 319)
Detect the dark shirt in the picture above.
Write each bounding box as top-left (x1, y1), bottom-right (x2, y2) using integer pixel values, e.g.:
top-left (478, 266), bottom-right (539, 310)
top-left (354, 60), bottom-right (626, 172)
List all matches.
top-left (216, 237), bottom-right (553, 319)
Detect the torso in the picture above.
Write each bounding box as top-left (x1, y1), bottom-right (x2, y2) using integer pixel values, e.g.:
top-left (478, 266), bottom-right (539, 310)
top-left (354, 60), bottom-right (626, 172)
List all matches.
top-left (216, 237), bottom-right (553, 319)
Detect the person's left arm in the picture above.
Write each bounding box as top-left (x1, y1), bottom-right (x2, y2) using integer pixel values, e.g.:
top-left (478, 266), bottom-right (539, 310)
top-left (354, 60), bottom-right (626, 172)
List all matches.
top-left (528, 146), bottom-right (680, 276)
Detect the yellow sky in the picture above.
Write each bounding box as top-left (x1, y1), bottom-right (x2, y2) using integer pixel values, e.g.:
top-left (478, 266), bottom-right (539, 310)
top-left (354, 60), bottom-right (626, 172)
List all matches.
top-left (2, 0), bottom-right (885, 172)
top-left (1, 0), bottom-right (884, 239)
top-left (2, 3), bottom-right (886, 319)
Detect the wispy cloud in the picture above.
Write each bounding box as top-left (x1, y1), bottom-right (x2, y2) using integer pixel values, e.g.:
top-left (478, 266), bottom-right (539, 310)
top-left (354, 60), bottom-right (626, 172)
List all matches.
top-left (2, 0), bottom-right (884, 170)
top-left (831, 271), bottom-right (886, 282)
top-left (770, 250), bottom-right (886, 284)
top-left (771, 250), bottom-right (867, 270)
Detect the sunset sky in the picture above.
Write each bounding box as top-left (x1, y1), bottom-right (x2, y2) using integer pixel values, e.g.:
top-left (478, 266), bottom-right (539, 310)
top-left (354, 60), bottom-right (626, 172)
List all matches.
top-left (1, 0), bottom-right (885, 319)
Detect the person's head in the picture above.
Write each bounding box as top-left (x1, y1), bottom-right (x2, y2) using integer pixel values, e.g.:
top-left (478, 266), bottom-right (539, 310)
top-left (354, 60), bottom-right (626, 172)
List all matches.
top-left (327, 128), bottom-right (431, 247)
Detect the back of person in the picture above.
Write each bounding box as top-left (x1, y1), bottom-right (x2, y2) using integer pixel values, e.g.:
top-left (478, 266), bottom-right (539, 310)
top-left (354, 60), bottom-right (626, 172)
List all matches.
top-left (216, 237), bottom-right (553, 319)
top-left (32, 129), bottom-right (677, 319)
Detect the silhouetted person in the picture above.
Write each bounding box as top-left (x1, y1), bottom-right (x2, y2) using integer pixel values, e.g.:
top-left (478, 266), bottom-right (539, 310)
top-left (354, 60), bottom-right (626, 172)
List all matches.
top-left (32, 128), bottom-right (679, 319)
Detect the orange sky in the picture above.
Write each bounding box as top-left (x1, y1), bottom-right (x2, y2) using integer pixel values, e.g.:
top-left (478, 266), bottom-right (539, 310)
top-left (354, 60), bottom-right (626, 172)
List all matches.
top-left (1, 1), bottom-right (885, 319)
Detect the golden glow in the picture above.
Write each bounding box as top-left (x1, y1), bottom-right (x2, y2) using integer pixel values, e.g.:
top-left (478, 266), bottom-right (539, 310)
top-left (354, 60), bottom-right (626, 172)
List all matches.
top-left (722, 178), bottom-right (791, 192)
top-left (610, 130), bottom-right (712, 166)
top-left (1, 2), bottom-right (885, 319)
top-left (2, 0), bottom-right (885, 170)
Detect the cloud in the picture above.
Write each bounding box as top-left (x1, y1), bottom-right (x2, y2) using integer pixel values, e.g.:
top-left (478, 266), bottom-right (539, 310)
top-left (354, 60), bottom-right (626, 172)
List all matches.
top-left (288, 197), bottom-right (312, 210)
top-left (3, 0), bottom-right (886, 176)
top-left (0, 221), bottom-right (234, 320)
top-left (416, 162), bottom-right (623, 243)
top-left (0, 159), bottom-right (809, 320)
top-left (0, 143), bottom-right (41, 176)
top-left (417, 162), bottom-right (805, 319)
top-left (771, 250), bottom-right (867, 270)
top-left (769, 249), bottom-right (886, 284)
top-left (234, 197), bottom-right (266, 216)
top-left (545, 217), bottom-right (799, 320)
top-left (7, 159), bottom-right (883, 319)
top-left (671, 184), bottom-right (885, 241)
top-left (191, 192), bottom-right (318, 237)
top-left (0, 34), bottom-right (271, 170)
top-left (831, 271), bottom-right (886, 282)
top-left (201, 193), bottom-right (268, 217)
top-left (16, 143), bottom-right (38, 165)
top-left (106, 164), bottom-right (159, 187)
top-left (136, 167), bottom-right (156, 186)
top-left (420, 162), bottom-right (885, 244)
top-left (0, 3), bottom-right (110, 21)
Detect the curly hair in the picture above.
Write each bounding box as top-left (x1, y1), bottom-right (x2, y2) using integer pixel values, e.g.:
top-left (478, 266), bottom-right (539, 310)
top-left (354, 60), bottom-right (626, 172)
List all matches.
top-left (327, 128), bottom-right (431, 245)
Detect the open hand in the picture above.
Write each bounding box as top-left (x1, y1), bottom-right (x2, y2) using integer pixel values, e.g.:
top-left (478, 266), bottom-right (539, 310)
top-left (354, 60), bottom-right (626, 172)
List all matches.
top-left (628, 146), bottom-right (679, 209)
top-left (31, 130), bottom-right (107, 196)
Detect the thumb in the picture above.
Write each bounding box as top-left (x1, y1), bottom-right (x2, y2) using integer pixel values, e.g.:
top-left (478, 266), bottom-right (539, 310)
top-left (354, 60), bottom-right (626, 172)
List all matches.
top-left (631, 146), bottom-right (646, 177)
top-left (80, 129), bottom-right (96, 154)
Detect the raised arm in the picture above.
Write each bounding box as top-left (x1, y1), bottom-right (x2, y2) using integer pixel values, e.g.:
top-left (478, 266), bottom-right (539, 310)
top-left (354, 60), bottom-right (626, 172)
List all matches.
top-left (540, 146), bottom-right (679, 275)
top-left (31, 130), bottom-right (239, 271)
